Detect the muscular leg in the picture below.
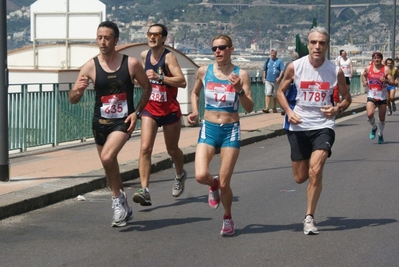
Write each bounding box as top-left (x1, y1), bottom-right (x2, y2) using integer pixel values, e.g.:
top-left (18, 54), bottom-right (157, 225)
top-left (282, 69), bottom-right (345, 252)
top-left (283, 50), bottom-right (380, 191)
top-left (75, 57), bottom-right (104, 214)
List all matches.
top-left (138, 116), bottom-right (158, 188)
top-left (306, 149), bottom-right (328, 216)
top-left (387, 91), bottom-right (392, 112)
top-left (378, 104), bottom-right (386, 135)
top-left (366, 101), bottom-right (376, 124)
top-left (218, 147), bottom-right (240, 217)
top-left (194, 143), bottom-right (216, 187)
top-left (96, 131), bottom-right (130, 197)
top-left (163, 120), bottom-right (184, 176)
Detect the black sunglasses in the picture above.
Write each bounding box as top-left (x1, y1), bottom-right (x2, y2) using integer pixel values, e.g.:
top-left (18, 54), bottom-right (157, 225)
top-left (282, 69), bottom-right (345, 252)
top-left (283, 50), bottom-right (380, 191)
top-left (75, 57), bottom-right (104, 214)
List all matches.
top-left (211, 45), bottom-right (230, 52)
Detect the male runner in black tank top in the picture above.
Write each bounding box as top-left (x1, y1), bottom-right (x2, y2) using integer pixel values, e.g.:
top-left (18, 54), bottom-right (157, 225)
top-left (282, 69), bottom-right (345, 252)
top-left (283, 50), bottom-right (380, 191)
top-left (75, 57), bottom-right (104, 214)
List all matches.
top-left (69, 21), bottom-right (152, 227)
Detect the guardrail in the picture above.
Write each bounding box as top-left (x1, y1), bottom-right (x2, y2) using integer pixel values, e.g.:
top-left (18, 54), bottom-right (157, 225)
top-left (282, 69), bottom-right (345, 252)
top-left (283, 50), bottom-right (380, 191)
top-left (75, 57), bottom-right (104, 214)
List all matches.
top-left (8, 74), bottom-right (362, 153)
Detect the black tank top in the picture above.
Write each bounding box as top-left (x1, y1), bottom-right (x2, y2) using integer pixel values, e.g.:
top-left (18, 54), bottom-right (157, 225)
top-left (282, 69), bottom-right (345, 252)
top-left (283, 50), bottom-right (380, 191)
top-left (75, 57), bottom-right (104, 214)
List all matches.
top-left (92, 54), bottom-right (134, 121)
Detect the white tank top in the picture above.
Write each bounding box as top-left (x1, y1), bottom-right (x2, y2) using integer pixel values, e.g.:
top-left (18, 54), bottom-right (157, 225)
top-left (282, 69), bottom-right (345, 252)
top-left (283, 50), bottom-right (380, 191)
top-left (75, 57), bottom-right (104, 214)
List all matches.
top-left (288, 56), bottom-right (338, 131)
top-left (339, 57), bottom-right (351, 77)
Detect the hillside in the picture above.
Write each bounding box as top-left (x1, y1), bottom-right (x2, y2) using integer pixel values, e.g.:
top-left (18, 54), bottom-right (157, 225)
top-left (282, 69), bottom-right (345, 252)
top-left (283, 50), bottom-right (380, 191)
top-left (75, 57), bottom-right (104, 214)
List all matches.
top-left (6, 0), bottom-right (397, 57)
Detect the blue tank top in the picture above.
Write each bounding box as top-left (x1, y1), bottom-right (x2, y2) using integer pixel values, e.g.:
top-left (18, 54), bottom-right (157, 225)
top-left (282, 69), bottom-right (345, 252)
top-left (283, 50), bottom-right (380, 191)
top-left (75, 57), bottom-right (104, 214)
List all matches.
top-left (203, 64), bottom-right (240, 113)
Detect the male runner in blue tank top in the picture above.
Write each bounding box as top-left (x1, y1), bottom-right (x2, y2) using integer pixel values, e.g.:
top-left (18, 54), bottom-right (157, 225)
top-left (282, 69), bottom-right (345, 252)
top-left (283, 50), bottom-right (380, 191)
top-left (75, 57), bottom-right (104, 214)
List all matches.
top-left (69, 21), bottom-right (152, 227)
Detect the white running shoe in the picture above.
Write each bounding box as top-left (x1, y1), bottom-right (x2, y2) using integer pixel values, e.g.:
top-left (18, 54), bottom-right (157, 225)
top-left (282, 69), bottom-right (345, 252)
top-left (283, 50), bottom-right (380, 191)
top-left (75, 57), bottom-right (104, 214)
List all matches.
top-left (303, 215), bottom-right (319, 235)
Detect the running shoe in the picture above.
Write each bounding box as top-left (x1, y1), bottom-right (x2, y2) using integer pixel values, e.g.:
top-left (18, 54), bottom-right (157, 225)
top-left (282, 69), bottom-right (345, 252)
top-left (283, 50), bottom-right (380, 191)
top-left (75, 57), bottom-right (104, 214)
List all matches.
top-left (208, 176), bottom-right (220, 209)
top-left (369, 126), bottom-right (378, 140)
top-left (220, 219), bottom-right (235, 236)
top-left (272, 108), bottom-right (278, 113)
top-left (387, 110), bottom-right (392, 116)
top-left (303, 215), bottom-right (319, 235)
top-left (393, 103), bottom-right (397, 112)
top-left (112, 190), bottom-right (134, 227)
top-left (132, 188), bottom-right (152, 206)
top-left (111, 193), bottom-right (128, 224)
top-left (112, 206), bottom-right (133, 227)
top-left (172, 169), bottom-right (187, 197)
top-left (262, 109), bottom-right (270, 113)
top-left (378, 134), bottom-right (384, 144)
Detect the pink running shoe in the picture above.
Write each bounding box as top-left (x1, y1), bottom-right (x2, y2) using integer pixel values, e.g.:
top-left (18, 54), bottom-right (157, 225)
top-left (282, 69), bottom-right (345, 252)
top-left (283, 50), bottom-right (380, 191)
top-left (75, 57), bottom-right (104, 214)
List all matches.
top-left (220, 219), bottom-right (235, 236)
top-left (208, 176), bottom-right (220, 209)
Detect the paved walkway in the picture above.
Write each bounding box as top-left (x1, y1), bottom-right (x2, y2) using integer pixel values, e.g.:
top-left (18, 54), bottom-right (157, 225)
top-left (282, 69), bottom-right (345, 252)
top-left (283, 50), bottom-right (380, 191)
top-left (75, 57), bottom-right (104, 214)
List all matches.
top-left (0, 94), bottom-right (372, 220)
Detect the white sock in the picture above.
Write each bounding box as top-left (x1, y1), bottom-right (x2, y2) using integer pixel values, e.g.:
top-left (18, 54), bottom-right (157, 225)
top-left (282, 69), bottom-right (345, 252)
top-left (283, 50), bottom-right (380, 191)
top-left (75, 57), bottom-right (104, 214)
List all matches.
top-left (378, 121), bottom-right (385, 136)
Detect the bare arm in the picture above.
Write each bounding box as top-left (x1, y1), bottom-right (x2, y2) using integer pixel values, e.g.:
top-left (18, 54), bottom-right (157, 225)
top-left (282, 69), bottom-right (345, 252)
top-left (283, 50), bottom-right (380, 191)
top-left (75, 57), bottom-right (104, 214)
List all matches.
top-left (124, 56), bottom-right (152, 133)
top-left (69, 59), bottom-right (95, 104)
top-left (164, 52), bottom-right (187, 88)
top-left (233, 69), bottom-right (253, 113)
top-left (361, 66), bottom-right (369, 87)
top-left (321, 69), bottom-right (352, 118)
top-left (349, 59), bottom-right (353, 78)
top-left (385, 67), bottom-right (395, 86)
top-left (129, 57), bottom-right (151, 113)
top-left (276, 62), bottom-right (302, 124)
top-left (187, 66), bottom-right (206, 124)
top-left (336, 68), bottom-right (352, 112)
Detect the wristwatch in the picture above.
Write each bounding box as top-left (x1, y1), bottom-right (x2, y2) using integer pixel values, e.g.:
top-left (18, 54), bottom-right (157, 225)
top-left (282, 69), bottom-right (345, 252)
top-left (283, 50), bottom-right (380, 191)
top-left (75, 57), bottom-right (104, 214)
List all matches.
top-left (135, 111), bottom-right (141, 118)
top-left (158, 74), bottom-right (164, 83)
top-left (237, 89), bottom-right (245, 96)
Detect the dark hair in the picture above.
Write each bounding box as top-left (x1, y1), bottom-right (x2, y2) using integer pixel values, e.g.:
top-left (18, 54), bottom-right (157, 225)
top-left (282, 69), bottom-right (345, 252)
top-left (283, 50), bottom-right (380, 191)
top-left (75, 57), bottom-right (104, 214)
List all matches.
top-left (386, 58), bottom-right (393, 64)
top-left (372, 51), bottom-right (383, 59)
top-left (148, 23), bottom-right (168, 37)
top-left (98, 21), bottom-right (119, 38)
top-left (339, 50), bottom-right (345, 56)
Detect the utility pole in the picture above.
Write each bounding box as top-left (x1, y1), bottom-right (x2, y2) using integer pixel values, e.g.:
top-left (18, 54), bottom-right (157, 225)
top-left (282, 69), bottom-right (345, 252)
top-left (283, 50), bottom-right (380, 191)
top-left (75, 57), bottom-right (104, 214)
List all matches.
top-left (0, 0), bottom-right (10, 182)
top-left (393, 0), bottom-right (396, 59)
top-left (326, 0), bottom-right (331, 60)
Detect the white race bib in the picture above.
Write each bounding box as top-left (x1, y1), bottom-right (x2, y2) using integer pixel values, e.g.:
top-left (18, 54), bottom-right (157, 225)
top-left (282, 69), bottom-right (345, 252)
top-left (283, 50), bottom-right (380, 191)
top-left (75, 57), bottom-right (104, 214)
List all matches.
top-left (205, 81), bottom-right (236, 108)
top-left (297, 81), bottom-right (331, 107)
top-left (150, 84), bottom-right (167, 102)
top-left (100, 93), bottom-right (128, 118)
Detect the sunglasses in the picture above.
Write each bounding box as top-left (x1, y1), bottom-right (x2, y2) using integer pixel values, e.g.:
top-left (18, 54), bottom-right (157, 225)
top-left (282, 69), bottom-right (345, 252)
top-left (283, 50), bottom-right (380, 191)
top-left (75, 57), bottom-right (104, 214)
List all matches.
top-left (147, 32), bottom-right (162, 38)
top-left (211, 45), bottom-right (230, 52)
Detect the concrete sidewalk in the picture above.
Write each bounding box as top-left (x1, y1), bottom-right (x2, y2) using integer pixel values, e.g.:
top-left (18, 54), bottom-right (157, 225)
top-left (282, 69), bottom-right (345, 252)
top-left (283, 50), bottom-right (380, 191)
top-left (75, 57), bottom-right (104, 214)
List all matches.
top-left (0, 94), bottom-right (370, 220)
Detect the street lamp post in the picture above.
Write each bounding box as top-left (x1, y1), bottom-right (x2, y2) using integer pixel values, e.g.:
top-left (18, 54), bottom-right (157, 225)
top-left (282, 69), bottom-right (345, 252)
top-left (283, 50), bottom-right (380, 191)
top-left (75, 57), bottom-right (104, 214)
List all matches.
top-left (0, 0), bottom-right (10, 182)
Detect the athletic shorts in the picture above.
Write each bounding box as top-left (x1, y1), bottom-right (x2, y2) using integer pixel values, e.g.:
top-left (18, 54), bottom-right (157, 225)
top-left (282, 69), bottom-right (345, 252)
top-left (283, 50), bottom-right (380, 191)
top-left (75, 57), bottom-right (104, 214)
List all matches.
top-left (367, 97), bottom-right (387, 106)
top-left (92, 118), bottom-right (130, 146)
top-left (197, 120), bottom-right (241, 149)
top-left (387, 85), bottom-right (396, 91)
top-left (141, 110), bottom-right (181, 127)
top-left (265, 81), bottom-right (278, 96)
top-left (286, 128), bottom-right (335, 161)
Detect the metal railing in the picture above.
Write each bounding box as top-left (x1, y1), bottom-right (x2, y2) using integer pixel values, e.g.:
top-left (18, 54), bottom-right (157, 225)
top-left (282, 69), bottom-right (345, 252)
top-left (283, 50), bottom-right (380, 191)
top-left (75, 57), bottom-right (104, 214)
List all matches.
top-left (8, 74), bottom-right (362, 153)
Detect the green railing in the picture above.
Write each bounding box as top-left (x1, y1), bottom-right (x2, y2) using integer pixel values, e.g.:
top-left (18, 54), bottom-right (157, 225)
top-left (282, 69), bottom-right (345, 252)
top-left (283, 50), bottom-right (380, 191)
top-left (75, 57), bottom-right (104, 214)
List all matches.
top-left (8, 74), bottom-right (362, 152)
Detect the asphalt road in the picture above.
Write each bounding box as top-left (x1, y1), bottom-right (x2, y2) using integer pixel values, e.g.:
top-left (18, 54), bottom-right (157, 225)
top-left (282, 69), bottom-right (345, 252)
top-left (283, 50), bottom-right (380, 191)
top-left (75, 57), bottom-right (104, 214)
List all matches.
top-left (1, 111), bottom-right (398, 267)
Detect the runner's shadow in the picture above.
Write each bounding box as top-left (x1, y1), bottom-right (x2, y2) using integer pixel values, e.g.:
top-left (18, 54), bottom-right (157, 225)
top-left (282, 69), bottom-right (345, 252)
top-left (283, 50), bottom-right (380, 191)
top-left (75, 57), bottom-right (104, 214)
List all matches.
top-left (317, 216), bottom-right (398, 231)
top-left (120, 217), bottom-right (212, 232)
top-left (236, 216), bottom-right (397, 236)
top-left (138, 195), bottom-right (240, 212)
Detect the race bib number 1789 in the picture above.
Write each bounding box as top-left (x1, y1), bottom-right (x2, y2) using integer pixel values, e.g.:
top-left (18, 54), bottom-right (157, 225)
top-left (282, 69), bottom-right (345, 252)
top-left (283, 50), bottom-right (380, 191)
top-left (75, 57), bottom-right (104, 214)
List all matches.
top-left (298, 81), bottom-right (330, 107)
